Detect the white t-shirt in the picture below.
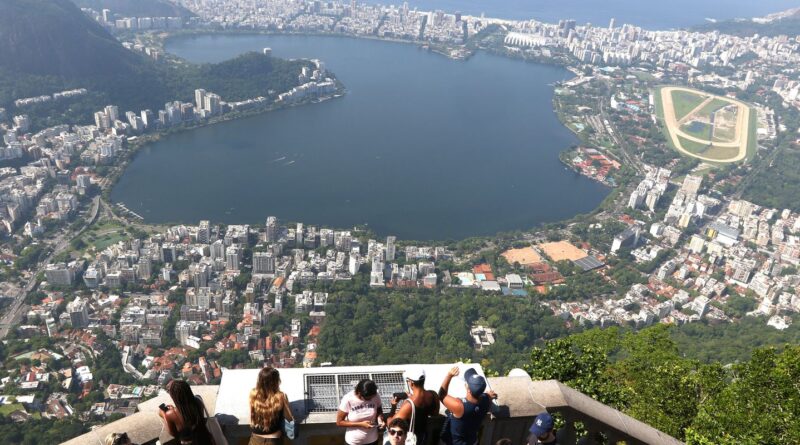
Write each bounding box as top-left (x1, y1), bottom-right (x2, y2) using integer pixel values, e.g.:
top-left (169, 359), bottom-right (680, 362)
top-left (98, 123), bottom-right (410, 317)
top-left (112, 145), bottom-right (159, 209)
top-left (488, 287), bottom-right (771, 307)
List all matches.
top-left (339, 391), bottom-right (382, 444)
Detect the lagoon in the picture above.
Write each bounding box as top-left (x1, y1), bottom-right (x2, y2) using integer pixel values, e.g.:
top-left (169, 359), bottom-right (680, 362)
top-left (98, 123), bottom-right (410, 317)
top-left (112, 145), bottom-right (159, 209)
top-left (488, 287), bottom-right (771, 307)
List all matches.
top-left (111, 34), bottom-right (609, 240)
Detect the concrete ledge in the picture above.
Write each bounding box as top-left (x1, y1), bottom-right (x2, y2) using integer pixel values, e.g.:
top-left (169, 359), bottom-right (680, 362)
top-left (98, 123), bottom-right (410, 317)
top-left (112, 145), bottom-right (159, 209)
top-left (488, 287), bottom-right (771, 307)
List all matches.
top-left (61, 385), bottom-right (219, 445)
top-left (528, 380), bottom-right (683, 445)
top-left (61, 370), bottom-right (684, 445)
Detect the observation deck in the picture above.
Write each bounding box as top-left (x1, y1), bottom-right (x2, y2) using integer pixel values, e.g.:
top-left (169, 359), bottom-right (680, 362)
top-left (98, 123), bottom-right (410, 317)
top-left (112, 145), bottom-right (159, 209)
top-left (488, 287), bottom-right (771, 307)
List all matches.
top-left (62, 364), bottom-right (683, 445)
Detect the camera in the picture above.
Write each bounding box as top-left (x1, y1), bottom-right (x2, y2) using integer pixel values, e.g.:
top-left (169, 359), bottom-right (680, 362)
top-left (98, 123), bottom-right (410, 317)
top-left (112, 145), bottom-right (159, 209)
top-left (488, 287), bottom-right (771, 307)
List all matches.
top-left (393, 392), bottom-right (408, 400)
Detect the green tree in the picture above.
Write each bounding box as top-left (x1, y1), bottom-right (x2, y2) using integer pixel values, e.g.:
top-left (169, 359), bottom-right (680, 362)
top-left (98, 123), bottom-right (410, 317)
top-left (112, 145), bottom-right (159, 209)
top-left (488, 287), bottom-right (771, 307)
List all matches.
top-left (687, 346), bottom-right (800, 445)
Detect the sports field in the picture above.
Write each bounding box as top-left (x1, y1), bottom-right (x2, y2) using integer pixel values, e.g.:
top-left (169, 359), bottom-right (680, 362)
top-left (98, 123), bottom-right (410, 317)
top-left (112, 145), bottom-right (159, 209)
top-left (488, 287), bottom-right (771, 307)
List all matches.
top-left (655, 86), bottom-right (754, 163)
top-left (539, 241), bottom-right (588, 262)
top-left (501, 247), bottom-right (543, 266)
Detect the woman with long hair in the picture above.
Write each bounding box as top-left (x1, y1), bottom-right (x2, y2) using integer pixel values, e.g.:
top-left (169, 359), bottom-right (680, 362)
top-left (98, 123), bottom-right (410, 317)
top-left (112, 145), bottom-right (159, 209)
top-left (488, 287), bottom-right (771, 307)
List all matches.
top-left (158, 380), bottom-right (214, 445)
top-left (249, 366), bottom-right (294, 445)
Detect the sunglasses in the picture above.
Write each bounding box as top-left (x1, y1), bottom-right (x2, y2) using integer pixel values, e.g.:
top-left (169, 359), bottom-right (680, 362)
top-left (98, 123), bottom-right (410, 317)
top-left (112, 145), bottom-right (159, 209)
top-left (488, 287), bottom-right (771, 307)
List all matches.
top-left (388, 429), bottom-right (407, 436)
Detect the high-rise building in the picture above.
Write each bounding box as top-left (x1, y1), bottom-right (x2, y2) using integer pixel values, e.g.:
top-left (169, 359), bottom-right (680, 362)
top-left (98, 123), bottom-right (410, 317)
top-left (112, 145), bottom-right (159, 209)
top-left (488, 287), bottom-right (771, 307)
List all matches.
top-left (175, 320), bottom-right (192, 346)
top-left (320, 228), bottom-right (334, 247)
top-left (386, 236), bottom-right (396, 261)
top-left (181, 103), bottom-right (195, 121)
top-left (370, 258), bottom-right (385, 287)
top-left (609, 18), bottom-right (616, 30)
top-left (67, 297), bottom-right (89, 328)
top-left (76, 174), bottom-right (91, 189)
top-left (265, 216), bottom-right (278, 242)
top-left (138, 257), bottom-right (152, 280)
top-left (296, 223), bottom-right (304, 246)
top-left (12, 115), bottom-right (30, 132)
top-left (204, 93), bottom-right (221, 115)
top-left (682, 175), bottom-right (703, 197)
top-left (94, 111), bottom-right (111, 129)
top-left (195, 89), bottom-right (206, 110)
top-left (197, 220), bottom-right (211, 244)
top-left (731, 259), bottom-right (756, 284)
top-left (226, 246), bottom-right (241, 271)
top-left (160, 243), bottom-right (176, 263)
top-left (253, 251), bottom-right (276, 274)
top-left (195, 288), bottom-right (211, 309)
top-left (126, 111), bottom-right (138, 126)
top-left (211, 239), bottom-right (225, 260)
top-left (305, 226), bottom-right (317, 249)
top-left (45, 263), bottom-right (74, 286)
top-left (141, 109), bottom-right (154, 128)
top-left (166, 102), bottom-right (182, 124)
top-left (189, 263), bottom-right (210, 288)
top-left (104, 105), bottom-right (119, 122)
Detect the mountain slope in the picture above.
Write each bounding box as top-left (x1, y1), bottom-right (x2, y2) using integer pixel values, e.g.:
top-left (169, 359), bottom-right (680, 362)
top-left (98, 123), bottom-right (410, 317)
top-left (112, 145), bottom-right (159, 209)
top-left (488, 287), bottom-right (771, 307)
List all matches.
top-left (692, 9), bottom-right (800, 37)
top-left (0, 0), bottom-right (318, 130)
top-left (0, 0), bottom-right (144, 78)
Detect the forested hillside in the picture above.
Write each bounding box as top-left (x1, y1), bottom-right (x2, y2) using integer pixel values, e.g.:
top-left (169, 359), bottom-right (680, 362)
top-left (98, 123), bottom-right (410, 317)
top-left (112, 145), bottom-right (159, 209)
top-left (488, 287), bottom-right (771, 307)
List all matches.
top-left (0, 0), bottom-right (314, 130)
top-left (317, 289), bottom-right (568, 371)
top-left (528, 326), bottom-right (800, 444)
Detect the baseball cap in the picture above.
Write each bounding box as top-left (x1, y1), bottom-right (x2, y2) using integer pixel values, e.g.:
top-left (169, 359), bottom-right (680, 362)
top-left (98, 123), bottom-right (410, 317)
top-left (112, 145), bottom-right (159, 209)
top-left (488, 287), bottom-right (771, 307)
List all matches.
top-left (403, 366), bottom-right (425, 382)
top-left (463, 368), bottom-right (486, 396)
top-left (528, 413), bottom-right (554, 438)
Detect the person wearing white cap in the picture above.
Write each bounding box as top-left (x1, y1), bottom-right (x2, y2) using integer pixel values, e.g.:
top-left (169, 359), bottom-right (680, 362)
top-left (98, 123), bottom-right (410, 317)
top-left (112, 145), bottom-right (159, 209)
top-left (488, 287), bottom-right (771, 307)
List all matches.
top-left (386, 367), bottom-right (440, 445)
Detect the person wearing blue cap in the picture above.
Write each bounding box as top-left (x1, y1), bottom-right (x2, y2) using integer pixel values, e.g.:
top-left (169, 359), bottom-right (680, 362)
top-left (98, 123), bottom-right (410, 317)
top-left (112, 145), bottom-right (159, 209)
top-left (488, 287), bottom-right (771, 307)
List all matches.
top-left (438, 366), bottom-right (498, 445)
top-left (526, 413), bottom-right (557, 445)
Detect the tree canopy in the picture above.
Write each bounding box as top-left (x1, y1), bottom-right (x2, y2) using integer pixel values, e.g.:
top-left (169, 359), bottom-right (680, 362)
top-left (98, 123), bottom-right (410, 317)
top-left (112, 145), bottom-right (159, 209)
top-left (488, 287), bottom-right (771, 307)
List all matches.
top-left (527, 325), bottom-right (800, 444)
top-left (317, 289), bottom-right (568, 372)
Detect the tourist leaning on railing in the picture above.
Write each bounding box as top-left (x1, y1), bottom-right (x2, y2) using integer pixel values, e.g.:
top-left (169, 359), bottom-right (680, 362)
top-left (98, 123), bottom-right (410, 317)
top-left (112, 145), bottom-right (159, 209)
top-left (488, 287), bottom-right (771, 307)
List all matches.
top-left (438, 366), bottom-right (498, 445)
top-left (337, 378), bottom-right (387, 445)
top-left (158, 379), bottom-right (215, 445)
top-left (249, 367), bottom-right (295, 445)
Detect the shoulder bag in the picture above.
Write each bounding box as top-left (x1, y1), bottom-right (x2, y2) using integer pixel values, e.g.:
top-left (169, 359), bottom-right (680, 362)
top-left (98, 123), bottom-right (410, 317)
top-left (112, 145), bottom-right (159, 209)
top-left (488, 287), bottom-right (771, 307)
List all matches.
top-left (283, 394), bottom-right (296, 440)
top-left (384, 400), bottom-right (417, 445)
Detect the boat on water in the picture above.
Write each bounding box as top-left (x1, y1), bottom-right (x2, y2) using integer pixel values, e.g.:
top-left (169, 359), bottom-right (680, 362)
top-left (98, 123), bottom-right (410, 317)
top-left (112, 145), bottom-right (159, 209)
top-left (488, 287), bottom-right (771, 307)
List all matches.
top-left (285, 160), bottom-right (296, 166)
top-left (272, 156), bottom-right (287, 162)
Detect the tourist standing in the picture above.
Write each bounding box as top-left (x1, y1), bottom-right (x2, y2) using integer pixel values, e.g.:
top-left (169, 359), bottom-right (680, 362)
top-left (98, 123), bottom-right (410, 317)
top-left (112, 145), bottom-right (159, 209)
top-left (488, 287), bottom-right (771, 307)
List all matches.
top-left (386, 367), bottom-right (439, 445)
top-left (249, 367), bottom-right (295, 445)
top-left (158, 380), bottom-right (214, 445)
top-left (438, 366), bottom-right (497, 445)
top-left (337, 379), bottom-right (386, 445)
